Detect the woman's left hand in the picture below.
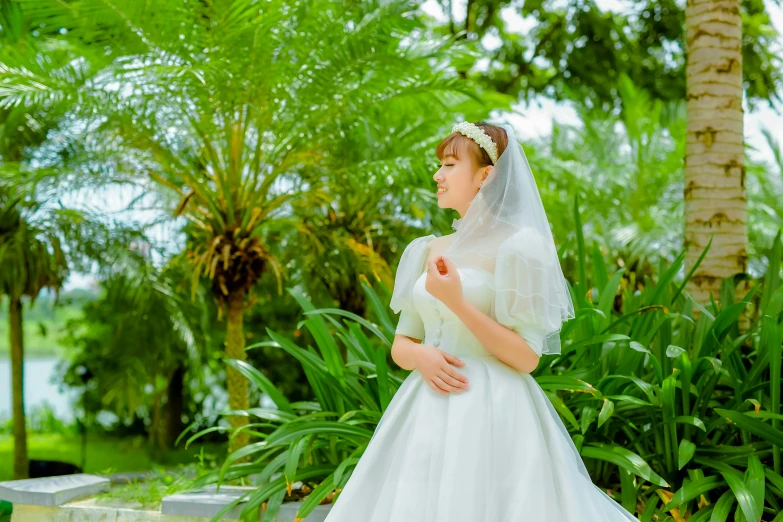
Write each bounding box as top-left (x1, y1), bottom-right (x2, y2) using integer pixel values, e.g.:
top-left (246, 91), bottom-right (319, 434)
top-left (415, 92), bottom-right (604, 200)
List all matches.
top-left (425, 255), bottom-right (464, 310)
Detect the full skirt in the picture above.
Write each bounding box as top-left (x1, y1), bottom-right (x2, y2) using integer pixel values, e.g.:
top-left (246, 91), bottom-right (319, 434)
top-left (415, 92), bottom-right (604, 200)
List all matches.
top-left (323, 354), bottom-right (639, 521)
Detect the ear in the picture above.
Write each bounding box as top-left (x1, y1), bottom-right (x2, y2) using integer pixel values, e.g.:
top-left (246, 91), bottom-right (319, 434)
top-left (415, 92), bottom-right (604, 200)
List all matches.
top-left (482, 165), bottom-right (493, 182)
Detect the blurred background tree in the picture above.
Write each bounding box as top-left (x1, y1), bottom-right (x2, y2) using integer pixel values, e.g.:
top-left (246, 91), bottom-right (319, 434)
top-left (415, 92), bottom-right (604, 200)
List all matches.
top-left (0, 1), bottom-right (780, 517)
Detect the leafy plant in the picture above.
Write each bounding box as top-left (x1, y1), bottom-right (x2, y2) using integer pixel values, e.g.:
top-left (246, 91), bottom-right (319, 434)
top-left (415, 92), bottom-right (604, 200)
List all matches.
top-left (4, 0), bottom-right (495, 455)
top-left (183, 202), bottom-right (782, 522)
top-left (532, 200), bottom-right (783, 521)
top-left (179, 277), bottom-right (402, 521)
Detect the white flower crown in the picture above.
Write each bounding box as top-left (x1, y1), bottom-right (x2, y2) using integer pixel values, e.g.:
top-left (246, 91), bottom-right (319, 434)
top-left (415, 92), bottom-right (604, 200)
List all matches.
top-left (451, 122), bottom-right (498, 164)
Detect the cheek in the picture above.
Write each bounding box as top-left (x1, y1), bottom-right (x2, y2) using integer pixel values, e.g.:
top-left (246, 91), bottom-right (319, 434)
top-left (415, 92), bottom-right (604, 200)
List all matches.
top-left (448, 171), bottom-right (473, 196)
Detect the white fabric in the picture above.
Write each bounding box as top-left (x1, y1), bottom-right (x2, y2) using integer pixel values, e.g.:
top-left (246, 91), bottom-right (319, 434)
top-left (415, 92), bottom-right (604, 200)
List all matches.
top-left (395, 307), bottom-right (425, 340)
top-left (392, 234), bottom-right (547, 355)
top-left (493, 227), bottom-right (568, 356)
top-left (325, 256), bottom-right (638, 521)
top-left (389, 122), bottom-right (574, 355)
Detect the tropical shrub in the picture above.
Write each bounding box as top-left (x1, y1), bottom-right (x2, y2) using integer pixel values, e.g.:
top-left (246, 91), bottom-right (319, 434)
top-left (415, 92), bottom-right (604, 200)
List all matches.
top-left (537, 210), bottom-right (783, 521)
top-left (179, 280), bottom-right (404, 521)
top-left (182, 214), bottom-right (783, 522)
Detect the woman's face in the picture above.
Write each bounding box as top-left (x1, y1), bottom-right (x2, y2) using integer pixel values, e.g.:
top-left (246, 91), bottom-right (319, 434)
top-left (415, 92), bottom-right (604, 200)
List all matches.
top-left (433, 145), bottom-right (491, 218)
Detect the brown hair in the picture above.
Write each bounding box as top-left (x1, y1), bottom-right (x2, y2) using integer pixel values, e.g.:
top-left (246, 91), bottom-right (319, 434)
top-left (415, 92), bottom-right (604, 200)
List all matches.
top-left (436, 121), bottom-right (509, 167)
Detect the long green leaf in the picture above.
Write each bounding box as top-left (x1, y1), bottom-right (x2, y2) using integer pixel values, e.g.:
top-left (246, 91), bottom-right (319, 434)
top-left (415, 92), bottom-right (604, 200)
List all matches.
top-left (264, 421), bottom-right (373, 447)
top-left (375, 345), bottom-right (391, 411)
top-left (224, 358), bottom-right (294, 414)
top-left (695, 458), bottom-right (760, 522)
top-left (536, 376), bottom-right (601, 396)
top-left (710, 490), bottom-right (735, 522)
top-left (678, 439), bottom-right (696, 469)
top-left (714, 408), bottom-right (783, 447)
top-left (581, 443), bottom-right (668, 486)
top-left (745, 455), bottom-right (765, 521)
top-left (665, 475), bottom-right (725, 510)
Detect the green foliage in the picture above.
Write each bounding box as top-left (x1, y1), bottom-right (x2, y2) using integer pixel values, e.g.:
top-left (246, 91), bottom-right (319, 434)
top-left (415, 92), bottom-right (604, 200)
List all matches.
top-left (525, 76), bottom-right (686, 271)
top-left (57, 253), bottom-right (214, 450)
top-left (0, 432), bottom-right (225, 482)
top-left (6, 0), bottom-right (506, 308)
top-left (0, 186), bottom-right (68, 302)
top-left (183, 200), bottom-right (783, 521)
top-left (531, 203), bottom-right (783, 521)
top-left (428, 0), bottom-right (781, 112)
top-left (0, 500), bottom-right (11, 522)
top-left (0, 295), bottom-right (84, 355)
top-left (180, 280), bottom-right (406, 521)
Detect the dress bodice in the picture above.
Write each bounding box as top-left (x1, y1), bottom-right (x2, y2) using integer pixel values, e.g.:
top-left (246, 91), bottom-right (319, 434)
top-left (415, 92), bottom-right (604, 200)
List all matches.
top-left (410, 267), bottom-right (496, 358)
top-left (391, 233), bottom-right (559, 357)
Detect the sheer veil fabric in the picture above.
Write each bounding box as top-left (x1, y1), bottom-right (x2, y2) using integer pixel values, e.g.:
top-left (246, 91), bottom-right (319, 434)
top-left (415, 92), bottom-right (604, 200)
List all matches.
top-left (390, 123), bottom-right (575, 355)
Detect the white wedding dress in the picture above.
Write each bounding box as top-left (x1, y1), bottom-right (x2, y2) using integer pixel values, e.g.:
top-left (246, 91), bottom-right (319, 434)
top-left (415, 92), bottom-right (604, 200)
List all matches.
top-left (324, 235), bottom-right (638, 522)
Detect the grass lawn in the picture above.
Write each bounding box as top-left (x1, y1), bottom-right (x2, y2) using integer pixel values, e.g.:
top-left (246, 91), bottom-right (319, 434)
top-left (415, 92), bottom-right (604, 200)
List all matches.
top-left (0, 433), bottom-right (227, 482)
top-left (0, 305), bottom-right (82, 358)
top-left (0, 294), bottom-right (93, 357)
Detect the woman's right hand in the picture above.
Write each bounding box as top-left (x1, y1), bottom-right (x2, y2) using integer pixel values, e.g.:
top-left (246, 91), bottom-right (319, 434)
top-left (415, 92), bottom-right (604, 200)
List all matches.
top-left (414, 345), bottom-right (470, 395)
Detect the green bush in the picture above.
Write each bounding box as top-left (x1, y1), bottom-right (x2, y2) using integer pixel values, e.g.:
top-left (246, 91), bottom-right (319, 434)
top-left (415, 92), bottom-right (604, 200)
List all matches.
top-left (180, 279), bottom-right (403, 521)
top-left (184, 218), bottom-right (783, 522)
top-left (0, 500), bottom-right (12, 522)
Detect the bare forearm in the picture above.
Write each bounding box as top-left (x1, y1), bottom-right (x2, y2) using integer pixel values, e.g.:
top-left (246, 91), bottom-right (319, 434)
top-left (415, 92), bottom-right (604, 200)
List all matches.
top-left (391, 335), bottom-right (422, 370)
top-left (448, 298), bottom-right (539, 373)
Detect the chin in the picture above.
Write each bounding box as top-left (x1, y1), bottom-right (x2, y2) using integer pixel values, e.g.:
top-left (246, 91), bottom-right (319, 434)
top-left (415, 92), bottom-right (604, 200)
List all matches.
top-left (437, 194), bottom-right (459, 210)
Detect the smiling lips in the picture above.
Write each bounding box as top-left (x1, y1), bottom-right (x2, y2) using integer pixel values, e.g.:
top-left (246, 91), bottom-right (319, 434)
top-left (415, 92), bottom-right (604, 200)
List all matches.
top-left (437, 186), bottom-right (447, 196)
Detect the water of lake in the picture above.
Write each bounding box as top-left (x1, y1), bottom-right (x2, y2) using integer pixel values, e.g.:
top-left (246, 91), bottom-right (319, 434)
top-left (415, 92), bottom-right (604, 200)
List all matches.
top-left (0, 355), bottom-right (272, 425)
top-left (0, 356), bottom-right (80, 423)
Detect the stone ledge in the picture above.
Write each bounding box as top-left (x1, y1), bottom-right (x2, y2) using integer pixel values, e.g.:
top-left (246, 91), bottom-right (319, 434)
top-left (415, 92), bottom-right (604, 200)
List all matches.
top-left (0, 477), bottom-right (332, 521)
top-left (161, 485), bottom-right (331, 521)
top-left (162, 485), bottom-right (256, 519)
top-left (0, 473), bottom-right (110, 507)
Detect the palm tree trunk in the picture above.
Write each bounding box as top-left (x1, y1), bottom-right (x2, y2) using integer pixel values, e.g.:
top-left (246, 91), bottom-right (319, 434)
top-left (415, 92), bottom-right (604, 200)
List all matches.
top-left (10, 297), bottom-right (29, 479)
top-left (149, 385), bottom-right (163, 452)
top-left (225, 289), bottom-right (250, 455)
top-left (164, 364), bottom-right (185, 448)
top-left (684, 0), bottom-right (749, 319)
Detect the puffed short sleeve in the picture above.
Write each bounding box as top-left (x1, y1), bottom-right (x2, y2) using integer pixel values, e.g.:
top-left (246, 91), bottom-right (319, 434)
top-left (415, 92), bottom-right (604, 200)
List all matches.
top-left (395, 308), bottom-right (425, 340)
top-left (493, 228), bottom-right (566, 356)
top-left (389, 234), bottom-right (436, 341)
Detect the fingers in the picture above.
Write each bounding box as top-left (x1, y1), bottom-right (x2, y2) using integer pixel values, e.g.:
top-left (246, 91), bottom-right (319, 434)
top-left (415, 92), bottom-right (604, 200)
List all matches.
top-left (440, 364), bottom-right (469, 387)
top-left (433, 375), bottom-right (465, 394)
top-left (442, 352), bottom-right (465, 367)
top-left (424, 350), bottom-right (471, 395)
top-left (428, 256), bottom-right (450, 277)
top-left (427, 379), bottom-right (449, 395)
top-left (440, 255), bottom-right (456, 272)
top-left (427, 377), bottom-right (468, 395)
top-left (426, 257), bottom-right (438, 275)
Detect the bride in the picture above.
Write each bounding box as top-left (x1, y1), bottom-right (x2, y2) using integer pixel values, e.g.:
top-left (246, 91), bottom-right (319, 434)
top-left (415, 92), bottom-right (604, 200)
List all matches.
top-left (323, 121), bottom-right (639, 521)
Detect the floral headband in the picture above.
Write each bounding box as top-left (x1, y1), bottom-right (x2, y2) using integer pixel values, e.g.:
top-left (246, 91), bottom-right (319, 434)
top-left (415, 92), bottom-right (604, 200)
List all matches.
top-left (451, 122), bottom-right (498, 164)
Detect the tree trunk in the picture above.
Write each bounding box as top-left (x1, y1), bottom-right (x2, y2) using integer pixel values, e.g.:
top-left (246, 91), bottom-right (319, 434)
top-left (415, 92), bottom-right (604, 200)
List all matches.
top-left (149, 384), bottom-right (164, 453)
top-left (164, 364), bottom-right (185, 448)
top-left (225, 289), bottom-right (250, 456)
top-left (684, 0), bottom-right (749, 319)
top-left (10, 297), bottom-right (29, 480)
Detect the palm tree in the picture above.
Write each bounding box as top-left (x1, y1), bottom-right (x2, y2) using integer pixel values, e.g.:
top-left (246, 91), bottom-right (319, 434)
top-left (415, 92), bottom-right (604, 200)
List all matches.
top-left (0, 2), bottom-right (107, 479)
top-left (684, 0), bottom-right (748, 310)
top-left (60, 250), bottom-right (210, 453)
top-left (290, 117), bottom-right (470, 320)
top-left (9, 0), bottom-right (486, 453)
top-left (0, 188), bottom-right (68, 480)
